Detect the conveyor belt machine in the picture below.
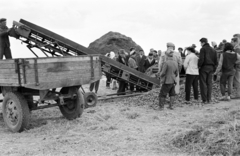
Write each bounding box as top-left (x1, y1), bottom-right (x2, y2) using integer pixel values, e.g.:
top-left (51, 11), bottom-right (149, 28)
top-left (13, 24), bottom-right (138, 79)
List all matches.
top-left (12, 19), bottom-right (160, 90)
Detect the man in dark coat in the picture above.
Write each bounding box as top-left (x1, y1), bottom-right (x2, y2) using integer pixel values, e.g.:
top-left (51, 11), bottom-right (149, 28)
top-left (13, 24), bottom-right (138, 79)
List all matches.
top-left (116, 49), bottom-right (128, 95)
top-left (136, 49), bottom-right (147, 73)
top-left (0, 18), bottom-right (12, 59)
top-left (135, 49), bottom-right (147, 92)
top-left (198, 38), bottom-right (218, 104)
top-left (144, 52), bottom-right (155, 70)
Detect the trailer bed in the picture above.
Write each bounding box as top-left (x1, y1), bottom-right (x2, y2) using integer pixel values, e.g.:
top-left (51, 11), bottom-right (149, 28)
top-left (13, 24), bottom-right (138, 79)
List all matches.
top-left (0, 55), bottom-right (101, 90)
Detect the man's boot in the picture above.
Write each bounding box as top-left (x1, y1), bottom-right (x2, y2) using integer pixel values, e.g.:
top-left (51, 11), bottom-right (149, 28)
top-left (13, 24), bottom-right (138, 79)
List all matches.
top-left (168, 96), bottom-right (174, 110)
top-left (159, 96), bottom-right (165, 110)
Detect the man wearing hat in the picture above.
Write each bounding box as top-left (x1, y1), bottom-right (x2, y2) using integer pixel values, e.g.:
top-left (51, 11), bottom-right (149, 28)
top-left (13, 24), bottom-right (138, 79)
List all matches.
top-left (159, 49), bottom-right (178, 110)
top-left (158, 42), bottom-right (182, 94)
top-left (198, 37), bottom-right (218, 104)
top-left (0, 18), bottom-right (13, 59)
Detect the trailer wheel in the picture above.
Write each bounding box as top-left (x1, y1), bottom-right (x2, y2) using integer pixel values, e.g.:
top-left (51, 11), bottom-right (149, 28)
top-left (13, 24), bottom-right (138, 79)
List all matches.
top-left (84, 92), bottom-right (98, 108)
top-left (2, 92), bottom-right (30, 132)
top-left (59, 88), bottom-right (84, 120)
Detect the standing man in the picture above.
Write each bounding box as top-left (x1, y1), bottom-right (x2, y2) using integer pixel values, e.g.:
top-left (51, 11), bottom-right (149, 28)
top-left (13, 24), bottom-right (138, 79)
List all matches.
top-left (136, 49), bottom-right (147, 92)
top-left (198, 38), bottom-right (218, 104)
top-left (158, 42), bottom-right (182, 94)
top-left (0, 18), bottom-right (12, 59)
top-left (136, 49), bottom-right (147, 73)
top-left (159, 49), bottom-right (178, 110)
top-left (116, 49), bottom-right (128, 95)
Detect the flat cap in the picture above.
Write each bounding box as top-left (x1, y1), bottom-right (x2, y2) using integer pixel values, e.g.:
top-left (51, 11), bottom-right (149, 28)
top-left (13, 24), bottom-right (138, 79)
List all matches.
top-left (233, 34), bottom-right (240, 38)
top-left (0, 18), bottom-right (6, 23)
top-left (167, 42), bottom-right (175, 47)
top-left (119, 49), bottom-right (125, 54)
top-left (199, 38), bottom-right (208, 43)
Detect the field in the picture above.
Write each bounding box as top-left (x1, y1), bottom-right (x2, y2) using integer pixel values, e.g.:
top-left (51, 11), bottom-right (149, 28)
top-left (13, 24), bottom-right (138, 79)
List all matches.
top-left (0, 79), bottom-right (240, 156)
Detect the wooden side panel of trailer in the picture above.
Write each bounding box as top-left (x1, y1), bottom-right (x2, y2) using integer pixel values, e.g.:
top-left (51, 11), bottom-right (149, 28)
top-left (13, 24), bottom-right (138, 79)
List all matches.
top-left (0, 59), bottom-right (21, 86)
top-left (19, 56), bottom-right (101, 90)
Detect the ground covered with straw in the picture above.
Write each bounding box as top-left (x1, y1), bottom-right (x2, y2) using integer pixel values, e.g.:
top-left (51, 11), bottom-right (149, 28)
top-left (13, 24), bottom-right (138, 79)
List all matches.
top-left (0, 79), bottom-right (240, 156)
top-left (170, 109), bottom-right (240, 156)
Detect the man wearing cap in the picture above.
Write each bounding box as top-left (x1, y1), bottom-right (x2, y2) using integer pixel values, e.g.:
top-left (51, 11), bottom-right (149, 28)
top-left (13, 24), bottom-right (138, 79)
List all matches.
top-left (158, 42), bottom-right (182, 94)
top-left (0, 18), bottom-right (12, 59)
top-left (198, 38), bottom-right (218, 104)
top-left (159, 49), bottom-right (178, 110)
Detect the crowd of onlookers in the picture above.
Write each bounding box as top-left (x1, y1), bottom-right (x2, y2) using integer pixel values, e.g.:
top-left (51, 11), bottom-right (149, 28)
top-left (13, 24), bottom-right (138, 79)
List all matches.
top-left (157, 36), bottom-right (240, 110)
top-left (90, 34), bottom-right (240, 110)
top-left (104, 48), bottom-right (159, 95)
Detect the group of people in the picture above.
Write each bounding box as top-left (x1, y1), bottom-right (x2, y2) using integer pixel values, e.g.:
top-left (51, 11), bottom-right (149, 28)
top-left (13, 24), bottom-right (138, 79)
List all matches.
top-left (91, 34), bottom-right (240, 111)
top-left (105, 48), bottom-right (159, 95)
top-left (158, 36), bottom-right (240, 110)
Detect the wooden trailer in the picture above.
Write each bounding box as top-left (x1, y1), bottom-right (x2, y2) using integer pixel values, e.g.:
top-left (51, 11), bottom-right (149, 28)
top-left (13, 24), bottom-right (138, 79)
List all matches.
top-left (0, 55), bottom-right (101, 132)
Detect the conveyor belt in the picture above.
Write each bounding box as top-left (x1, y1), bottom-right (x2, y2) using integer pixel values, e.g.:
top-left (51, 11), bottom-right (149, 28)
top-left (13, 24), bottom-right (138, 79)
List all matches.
top-left (12, 19), bottom-right (160, 90)
top-left (101, 56), bottom-right (159, 90)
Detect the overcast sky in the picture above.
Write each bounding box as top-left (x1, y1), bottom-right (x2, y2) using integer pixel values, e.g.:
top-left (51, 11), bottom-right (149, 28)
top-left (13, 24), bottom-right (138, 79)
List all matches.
top-left (1, 0), bottom-right (240, 57)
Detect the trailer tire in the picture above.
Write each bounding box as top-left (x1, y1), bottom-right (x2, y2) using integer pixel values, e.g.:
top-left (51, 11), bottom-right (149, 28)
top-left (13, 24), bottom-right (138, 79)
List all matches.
top-left (2, 92), bottom-right (30, 132)
top-left (59, 89), bottom-right (84, 120)
top-left (84, 92), bottom-right (98, 108)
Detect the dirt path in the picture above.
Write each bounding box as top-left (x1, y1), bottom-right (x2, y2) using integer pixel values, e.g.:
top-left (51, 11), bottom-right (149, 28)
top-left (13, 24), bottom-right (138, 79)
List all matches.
top-left (1, 95), bottom-right (240, 156)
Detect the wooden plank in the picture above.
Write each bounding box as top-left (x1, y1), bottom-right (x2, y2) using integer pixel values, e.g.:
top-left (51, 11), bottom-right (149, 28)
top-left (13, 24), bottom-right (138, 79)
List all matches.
top-left (0, 63), bottom-right (16, 69)
top-left (22, 76), bottom-right (101, 90)
top-left (0, 73), bottom-right (19, 79)
top-left (0, 78), bottom-right (19, 84)
top-left (21, 61), bottom-right (92, 71)
top-left (19, 60), bottom-right (100, 75)
top-left (0, 59), bottom-right (16, 63)
top-left (24, 71), bottom-right (92, 84)
top-left (21, 65), bottom-right (91, 74)
top-left (0, 69), bottom-right (17, 74)
top-left (0, 83), bottom-right (20, 87)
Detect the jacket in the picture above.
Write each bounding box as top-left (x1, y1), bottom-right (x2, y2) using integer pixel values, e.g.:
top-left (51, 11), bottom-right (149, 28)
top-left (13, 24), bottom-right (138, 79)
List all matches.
top-left (144, 58), bottom-right (155, 71)
top-left (160, 56), bottom-right (178, 84)
top-left (0, 28), bottom-right (10, 48)
top-left (136, 54), bottom-right (147, 72)
top-left (158, 51), bottom-right (182, 73)
top-left (116, 56), bottom-right (128, 65)
top-left (128, 56), bottom-right (138, 69)
top-left (214, 51), bottom-right (237, 75)
top-left (198, 43), bottom-right (218, 71)
top-left (183, 53), bottom-right (199, 75)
